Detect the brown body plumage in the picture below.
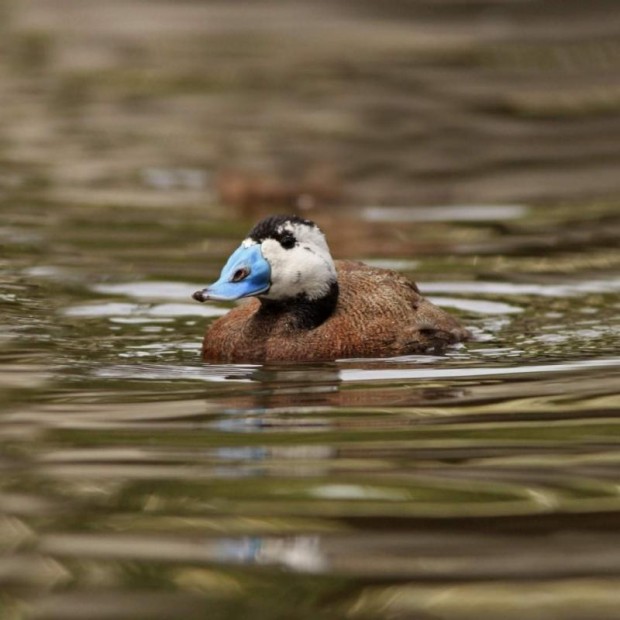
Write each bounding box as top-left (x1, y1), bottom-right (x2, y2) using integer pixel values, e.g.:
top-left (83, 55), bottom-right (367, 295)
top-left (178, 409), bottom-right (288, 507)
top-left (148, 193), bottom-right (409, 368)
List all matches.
top-left (201, 260), bottom-right (469, 362)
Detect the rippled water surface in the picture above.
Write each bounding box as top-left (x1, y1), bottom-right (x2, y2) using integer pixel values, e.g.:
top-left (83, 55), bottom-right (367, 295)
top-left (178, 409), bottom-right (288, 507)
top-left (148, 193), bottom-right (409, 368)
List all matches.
top-left (1, 201), bottom-right (619, 619)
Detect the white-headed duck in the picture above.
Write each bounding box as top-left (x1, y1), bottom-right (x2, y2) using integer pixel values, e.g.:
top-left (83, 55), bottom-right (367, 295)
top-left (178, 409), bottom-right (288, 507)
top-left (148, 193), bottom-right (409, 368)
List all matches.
top-left (193, 215), bottom-right (470, 362)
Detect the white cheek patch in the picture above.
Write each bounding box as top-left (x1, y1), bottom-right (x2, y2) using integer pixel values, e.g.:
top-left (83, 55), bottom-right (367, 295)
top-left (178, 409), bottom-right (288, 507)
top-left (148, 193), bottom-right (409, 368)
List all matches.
top-left (260, 235), bottom-right (336, 301)
top-left (285, 222), bottom-right (331, 255)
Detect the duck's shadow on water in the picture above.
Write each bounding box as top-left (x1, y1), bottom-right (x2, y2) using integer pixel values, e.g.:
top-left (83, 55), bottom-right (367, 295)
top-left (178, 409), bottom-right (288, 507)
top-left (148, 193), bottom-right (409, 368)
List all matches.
top-left (90, 347), bottom-right (470, 412)
top-left (196, 358), bottom-right (468, 414)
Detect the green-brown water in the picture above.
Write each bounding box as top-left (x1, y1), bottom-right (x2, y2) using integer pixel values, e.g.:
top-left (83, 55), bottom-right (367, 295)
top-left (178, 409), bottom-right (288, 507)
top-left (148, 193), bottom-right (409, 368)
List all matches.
top-left (2, 0), bottom-right (620, 616)
top-left (1, 199), bottom-right (619, 619)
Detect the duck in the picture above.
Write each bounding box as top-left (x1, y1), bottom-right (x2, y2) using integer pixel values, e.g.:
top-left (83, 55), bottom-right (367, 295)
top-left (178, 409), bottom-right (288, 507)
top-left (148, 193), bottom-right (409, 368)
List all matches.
top-left (193, 214), bottom-right (470, 362)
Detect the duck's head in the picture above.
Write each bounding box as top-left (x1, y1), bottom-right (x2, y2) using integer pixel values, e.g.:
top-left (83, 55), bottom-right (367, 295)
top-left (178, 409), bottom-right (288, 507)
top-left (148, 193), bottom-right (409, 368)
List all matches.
top-left (193, 215), bottom-right (337, 304)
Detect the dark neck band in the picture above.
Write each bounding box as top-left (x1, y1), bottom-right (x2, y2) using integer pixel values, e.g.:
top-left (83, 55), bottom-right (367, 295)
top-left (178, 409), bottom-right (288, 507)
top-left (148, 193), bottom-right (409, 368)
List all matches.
top-left (258, 279), bottom-right (339, 330)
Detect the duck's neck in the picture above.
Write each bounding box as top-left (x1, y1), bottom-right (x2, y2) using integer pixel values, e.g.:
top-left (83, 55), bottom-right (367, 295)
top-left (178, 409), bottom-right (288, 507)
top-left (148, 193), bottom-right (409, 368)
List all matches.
top-left (258, 280), bottom-right (339, 330)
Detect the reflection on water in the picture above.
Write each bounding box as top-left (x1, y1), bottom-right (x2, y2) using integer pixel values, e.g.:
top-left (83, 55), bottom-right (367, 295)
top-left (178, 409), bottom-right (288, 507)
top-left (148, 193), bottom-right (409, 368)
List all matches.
top-left (362, 204), bottom-right (529, 223)
top-left (0, 200), bottom-right (619, 619)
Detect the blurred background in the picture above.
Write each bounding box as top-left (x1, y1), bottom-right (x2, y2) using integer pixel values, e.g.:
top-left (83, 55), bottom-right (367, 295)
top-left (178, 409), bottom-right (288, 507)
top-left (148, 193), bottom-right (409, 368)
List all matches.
top-left (2, 4), bottom-right (620, 620)
top-left (2, 0), bottom-right (620, 215)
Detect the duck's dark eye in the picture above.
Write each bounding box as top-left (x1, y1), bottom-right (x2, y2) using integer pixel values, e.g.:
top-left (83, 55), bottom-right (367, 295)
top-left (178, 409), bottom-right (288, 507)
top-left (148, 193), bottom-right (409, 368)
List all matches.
top-left (280, 234), bottom-right (296, 250)
top-left (231, 267), bottom-right (249, 282)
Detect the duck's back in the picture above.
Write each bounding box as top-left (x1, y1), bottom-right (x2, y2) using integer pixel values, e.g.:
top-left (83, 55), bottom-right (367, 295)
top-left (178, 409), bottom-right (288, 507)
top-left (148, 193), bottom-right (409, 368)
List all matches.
top-left (202, 260), bottom-right (469, 362)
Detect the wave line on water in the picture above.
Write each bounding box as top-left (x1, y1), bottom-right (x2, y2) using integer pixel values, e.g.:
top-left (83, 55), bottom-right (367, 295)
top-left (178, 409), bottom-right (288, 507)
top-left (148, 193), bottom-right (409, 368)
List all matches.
top-left (339, 357), bottom-right (620, 383)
